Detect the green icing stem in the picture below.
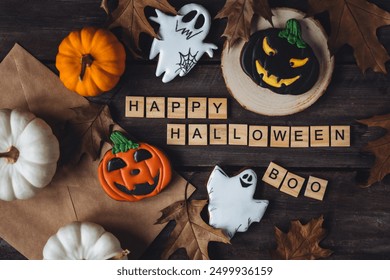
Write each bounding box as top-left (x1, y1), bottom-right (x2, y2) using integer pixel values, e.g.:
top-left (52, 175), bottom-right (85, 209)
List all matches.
top-left (278, 19), bottom-right (307, 49)
top-left (110, 131), bottom-right (139, 154)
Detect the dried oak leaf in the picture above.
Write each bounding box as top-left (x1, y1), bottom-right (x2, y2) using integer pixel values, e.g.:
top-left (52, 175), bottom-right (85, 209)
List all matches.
top-left (156, 199), bottom-right (230, 260)
top-left (307, 0), bottom-right (390, 73)
top-left (101, 0), bottom-right (176, 54)
top-left (357, 113), bottom-right (390, 187)
top-left (60, 103), bottom-right (115, 165)
top-left (215, 0), bottom-right (273, 47)
top-left (271, 215), bottom-right (332, 260)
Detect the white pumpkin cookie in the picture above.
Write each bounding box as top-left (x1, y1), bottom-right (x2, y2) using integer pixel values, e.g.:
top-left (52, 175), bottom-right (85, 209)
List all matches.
top-left (207, 166), bottom-right (269, 238)
top-left (0, 108), bottom-right (59, 201)
top-left (149, 3), bottom-right (218, 83)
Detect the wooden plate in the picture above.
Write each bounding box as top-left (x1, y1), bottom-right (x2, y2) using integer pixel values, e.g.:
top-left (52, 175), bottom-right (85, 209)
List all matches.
top-left (221, 8), bottom-right (334, 116)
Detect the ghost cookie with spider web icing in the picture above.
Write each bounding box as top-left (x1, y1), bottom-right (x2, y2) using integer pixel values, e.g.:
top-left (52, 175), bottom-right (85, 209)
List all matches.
top-left (206, 166), bottom-right (269, 239)
top-left (149, 3), bottom-right (218, 83)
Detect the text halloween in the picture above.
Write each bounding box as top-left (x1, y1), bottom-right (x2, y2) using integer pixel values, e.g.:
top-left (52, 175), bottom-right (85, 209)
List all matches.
top-left (166, 124), bottom-right (350, 147)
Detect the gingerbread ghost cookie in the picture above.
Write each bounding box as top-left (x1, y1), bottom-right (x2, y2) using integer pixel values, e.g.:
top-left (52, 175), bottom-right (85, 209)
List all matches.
top-left (149, 3), bottom-right (218, 83)
top-left (207, 166), bottom-right (269, 238)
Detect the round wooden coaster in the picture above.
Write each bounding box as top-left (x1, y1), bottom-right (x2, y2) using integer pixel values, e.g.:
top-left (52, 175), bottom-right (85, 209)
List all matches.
top-left (221, 8), bottom-right (334, 116)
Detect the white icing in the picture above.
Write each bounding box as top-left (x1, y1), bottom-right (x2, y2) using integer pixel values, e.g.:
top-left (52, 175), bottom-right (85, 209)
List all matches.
top-left (149, 3), bottom-right (218, 83)
top-left (207, 165), bottom-right (269, 239)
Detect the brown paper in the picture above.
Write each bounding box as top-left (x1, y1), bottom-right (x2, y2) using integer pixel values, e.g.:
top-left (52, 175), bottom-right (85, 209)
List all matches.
top-left (0, 44), bottom-right (194, 259)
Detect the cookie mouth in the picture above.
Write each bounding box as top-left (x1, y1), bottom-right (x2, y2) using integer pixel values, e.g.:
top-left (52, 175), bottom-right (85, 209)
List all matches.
top-left (256, 60), bottom-right (300, 88)
top-left (114, 172), bottom-right (160, 196)
top-left (239, 178), bottom-right (252, 188)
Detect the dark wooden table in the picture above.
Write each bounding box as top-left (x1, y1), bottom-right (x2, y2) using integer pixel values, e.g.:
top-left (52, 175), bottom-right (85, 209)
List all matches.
top-left (1, 0), bottom-right (390, 260)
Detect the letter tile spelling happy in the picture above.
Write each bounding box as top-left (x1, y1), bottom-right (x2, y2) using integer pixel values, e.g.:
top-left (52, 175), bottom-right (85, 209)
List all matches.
top-left (207, 166), bottom-right (269, 239)
top-left (149, 3), bottom-right (218, 83)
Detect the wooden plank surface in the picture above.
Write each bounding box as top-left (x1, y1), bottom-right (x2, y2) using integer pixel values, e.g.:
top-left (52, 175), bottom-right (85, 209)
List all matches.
top-left (0, 0), bottom-right (390, 260)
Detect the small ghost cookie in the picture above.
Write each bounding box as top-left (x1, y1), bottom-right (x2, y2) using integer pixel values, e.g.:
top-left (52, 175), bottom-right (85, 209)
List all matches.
top-left (207, 166), bottom-right (269, 238)
top-left (149, 3), bottom-right (218, 83)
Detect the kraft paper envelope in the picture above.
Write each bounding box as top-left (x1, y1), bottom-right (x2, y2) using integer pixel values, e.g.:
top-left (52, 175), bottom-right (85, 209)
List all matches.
top-left (0, 44), bottom-right (193, 259)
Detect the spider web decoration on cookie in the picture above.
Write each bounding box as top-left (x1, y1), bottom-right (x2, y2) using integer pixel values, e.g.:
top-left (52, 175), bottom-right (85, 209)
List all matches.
top-left (176, 49), bottom-right (199, 75)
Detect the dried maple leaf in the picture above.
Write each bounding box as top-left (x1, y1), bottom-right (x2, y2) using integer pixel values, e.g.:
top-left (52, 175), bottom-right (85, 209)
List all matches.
top-left (271, 216), bottom-right (332, 260)
top-left (60, 103), bottom-right (115, 165)
top-left (156, 199), bottom-right (230, 260)
top-left (101, 0), bottom-right (177, 55)
top-left (215, 0), bottom-right (273, 47)
top-left (307, 0), bottom-right (390, 73)
top-left (357, 113), bottom-right (390, 187)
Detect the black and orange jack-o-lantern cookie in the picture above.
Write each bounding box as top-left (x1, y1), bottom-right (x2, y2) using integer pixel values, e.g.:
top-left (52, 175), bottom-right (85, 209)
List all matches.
top-left (220, 8), bottom-right (334, 116)
top-left (241, 19), bottom-right (319, 95)
top-left (98, 131), bottom-right (172, 202)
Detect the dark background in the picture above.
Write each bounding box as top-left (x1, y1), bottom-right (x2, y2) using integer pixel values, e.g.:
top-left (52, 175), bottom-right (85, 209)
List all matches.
top-left (0, 0), bottom-right (389, 259)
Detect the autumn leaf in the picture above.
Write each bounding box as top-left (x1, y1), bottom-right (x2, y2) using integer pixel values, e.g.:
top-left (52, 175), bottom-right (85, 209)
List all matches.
top-left (307, 0), bottom-right (390, 73)
top-left (271, 216), bottom-right (332, 260)
top-left (357, 113), bottom-right (390, 187)
top-left (101, 0), bottom-right (177, 55)
top-left (215, 0), bottom-right (273, 47)
top-left (156, 200), bottom-right (230, 260)
top-left (60, 103), bottom-right (115, 165)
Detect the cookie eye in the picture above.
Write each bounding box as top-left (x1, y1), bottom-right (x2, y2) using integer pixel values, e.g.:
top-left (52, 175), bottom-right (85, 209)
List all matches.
top-left (107, 158), bottom-right (127, 172)
top-left (134, 149), bottom-right (153, 162)
top-left (262, 37), bottom-right (277, 56)
top-left (289, 57), bottom-right (309, 68)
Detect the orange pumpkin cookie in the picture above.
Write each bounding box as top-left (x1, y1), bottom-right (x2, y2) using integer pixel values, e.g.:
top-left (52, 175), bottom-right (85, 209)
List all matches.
top-left (98, 131), bottom-right (172, 202)
top-left (56, 27), bottom-right (126, 97)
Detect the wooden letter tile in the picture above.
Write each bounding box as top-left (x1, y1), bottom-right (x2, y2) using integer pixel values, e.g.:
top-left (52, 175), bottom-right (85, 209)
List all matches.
top-left (188, 97), bottom-right (207, 119)
top-left (167, 97), bottom-right (186, 119)
top-left (209, 124), bottom-right (227, 145)
top-left (280, 172), bottom-right (306, 197)
top-left (228, 124), bottom-right (248, 145)
top-left (262, 162), bottom-right (288, 189)
top-left (304, 176), bottom-right (328, 201)
top-left (310, 126), bottom-right (330, 147)
top-left (331, 126), bottom-right (350, 147)
top-left (188, 124), bottom-right (208, 145)
top-left (166, 124), bottom-right (186, 145)
top-left (146, 97), bottom-right (165, 118)
top-left (290, 126), bottom-right (309, 148)
top-left (208, 98), bottom-right (227, 119)
top-left (125, 96), bottom-right (144, 118)
top-left (270, 126), bottom-right (290, 148)
top-left (249, 125), bottom-right (268, 147)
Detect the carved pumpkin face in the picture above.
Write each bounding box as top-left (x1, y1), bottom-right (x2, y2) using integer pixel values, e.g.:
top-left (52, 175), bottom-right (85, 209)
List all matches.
top-left (98, 132), bottom-right (172, 202)
top-left (241, 19), bottom-right (319, 95)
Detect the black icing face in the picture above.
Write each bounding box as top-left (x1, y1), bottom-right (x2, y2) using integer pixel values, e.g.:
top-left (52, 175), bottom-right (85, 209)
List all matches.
top-left (114, 172), bottom-right (160, 196)
top-left (241, 26), bottom-right (319, 95)
top-left (106, 149), bottom-right (160, 196)
top-left (239, 172), bottom-right (255, 188)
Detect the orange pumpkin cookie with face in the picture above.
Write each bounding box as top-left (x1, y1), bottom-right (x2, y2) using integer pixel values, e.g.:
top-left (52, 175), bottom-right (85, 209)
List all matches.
top-left (98, 131), bottom-right (172, 202)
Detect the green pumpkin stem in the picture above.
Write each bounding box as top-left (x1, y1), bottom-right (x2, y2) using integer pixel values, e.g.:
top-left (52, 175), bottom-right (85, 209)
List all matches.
top-left (278, 19), bottom-right (307, 49)
top-left (110, 131), bottom-right (139, 154)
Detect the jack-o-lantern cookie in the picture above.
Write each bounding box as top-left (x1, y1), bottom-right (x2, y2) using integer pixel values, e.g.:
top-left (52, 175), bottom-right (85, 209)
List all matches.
top-left (241, 19), bottom-right (319, 95)
top-left (221, 8), bottom-right (334, 116)
top-left (98, 131), bottom-right (172, 202)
